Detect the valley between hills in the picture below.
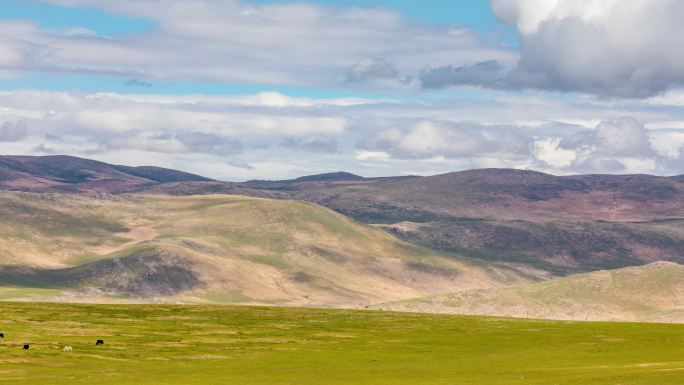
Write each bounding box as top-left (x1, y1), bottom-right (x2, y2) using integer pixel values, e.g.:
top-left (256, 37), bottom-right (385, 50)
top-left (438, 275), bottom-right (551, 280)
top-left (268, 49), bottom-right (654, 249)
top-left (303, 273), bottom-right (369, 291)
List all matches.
top-left (2, 155), bottom-right (684, 322)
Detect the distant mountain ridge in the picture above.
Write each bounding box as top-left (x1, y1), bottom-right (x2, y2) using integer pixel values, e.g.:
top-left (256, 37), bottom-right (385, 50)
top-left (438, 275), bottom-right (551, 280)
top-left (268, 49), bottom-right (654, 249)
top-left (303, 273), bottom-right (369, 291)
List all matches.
top-left (244, 171), bottom-right (419, 189)
top-left (243, 171), bottom-right (366, 189)
top-left (3, 155), bottom-right (682, 204)
top-left (0, 155), bottom-right (211, 193)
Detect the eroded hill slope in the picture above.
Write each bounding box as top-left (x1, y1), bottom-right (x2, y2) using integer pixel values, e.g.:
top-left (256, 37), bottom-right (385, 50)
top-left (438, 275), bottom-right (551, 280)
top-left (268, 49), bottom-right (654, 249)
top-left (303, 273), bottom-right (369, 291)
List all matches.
top-left (0, 192), bottom-right (530, 306)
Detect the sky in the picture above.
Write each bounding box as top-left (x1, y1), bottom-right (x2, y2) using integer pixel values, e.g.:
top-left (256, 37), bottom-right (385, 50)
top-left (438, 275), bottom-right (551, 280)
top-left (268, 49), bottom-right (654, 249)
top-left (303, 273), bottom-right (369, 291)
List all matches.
top-left (1, 0), bottom-right (684, 180)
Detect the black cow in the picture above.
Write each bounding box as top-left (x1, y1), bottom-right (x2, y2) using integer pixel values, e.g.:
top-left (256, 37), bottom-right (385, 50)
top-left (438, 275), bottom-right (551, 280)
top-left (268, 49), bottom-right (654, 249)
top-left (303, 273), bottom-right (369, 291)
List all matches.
top-left (96, 339), bottom-right (104, 345)
top-left (23, 344), bottom-right (29, 350)
top-left (0, 333), bottom-right (4, 338)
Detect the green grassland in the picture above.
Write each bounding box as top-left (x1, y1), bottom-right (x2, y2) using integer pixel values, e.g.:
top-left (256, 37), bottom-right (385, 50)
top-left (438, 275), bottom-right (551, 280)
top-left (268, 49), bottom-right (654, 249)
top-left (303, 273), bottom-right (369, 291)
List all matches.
top-left (0, 302), bottom-right (683, 384)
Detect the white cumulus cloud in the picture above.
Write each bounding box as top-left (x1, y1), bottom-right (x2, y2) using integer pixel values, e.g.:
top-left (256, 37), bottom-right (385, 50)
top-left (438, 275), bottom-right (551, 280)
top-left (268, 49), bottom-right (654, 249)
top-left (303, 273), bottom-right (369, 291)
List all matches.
top-left (492, 0), bottom-right (684, 97)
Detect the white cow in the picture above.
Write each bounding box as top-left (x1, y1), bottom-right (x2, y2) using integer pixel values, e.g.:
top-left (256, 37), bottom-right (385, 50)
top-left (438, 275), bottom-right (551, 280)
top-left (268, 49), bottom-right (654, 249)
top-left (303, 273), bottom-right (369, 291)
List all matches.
top-left (63, 346), bottom-right (73, 352)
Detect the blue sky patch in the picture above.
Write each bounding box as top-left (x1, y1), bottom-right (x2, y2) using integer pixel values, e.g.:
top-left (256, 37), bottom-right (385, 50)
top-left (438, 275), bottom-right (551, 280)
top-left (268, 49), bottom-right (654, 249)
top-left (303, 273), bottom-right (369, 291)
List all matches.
top-left (0, 0), bottom-right (155, 35)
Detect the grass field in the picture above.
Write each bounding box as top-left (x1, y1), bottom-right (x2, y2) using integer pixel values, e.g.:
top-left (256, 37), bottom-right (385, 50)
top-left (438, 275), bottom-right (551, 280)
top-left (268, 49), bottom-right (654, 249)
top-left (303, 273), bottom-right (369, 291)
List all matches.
top-left (0, 303), bottom-right (683, 384)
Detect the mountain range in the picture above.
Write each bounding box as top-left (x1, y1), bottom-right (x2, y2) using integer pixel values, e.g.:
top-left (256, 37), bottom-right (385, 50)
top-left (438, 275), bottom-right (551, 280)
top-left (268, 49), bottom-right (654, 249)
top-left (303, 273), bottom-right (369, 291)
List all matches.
top-left (1, 155), bottom-right (684, 321)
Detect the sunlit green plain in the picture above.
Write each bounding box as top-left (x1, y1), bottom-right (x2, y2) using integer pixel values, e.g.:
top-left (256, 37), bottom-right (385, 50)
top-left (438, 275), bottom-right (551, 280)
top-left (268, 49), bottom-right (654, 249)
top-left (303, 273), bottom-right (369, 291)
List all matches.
top-left (0, 302), bottom-right (683, 384)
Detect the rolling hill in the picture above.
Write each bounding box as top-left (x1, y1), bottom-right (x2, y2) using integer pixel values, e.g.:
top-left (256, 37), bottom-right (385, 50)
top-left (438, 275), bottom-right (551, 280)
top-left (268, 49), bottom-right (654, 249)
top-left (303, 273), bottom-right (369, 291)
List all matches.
top-left (380, 262), bottom-right (684, 322)
top-left (4, 155), bottom-right (684, 276)
top-left (241, 169), bottom-right (684, 274)
top-left (4, 156), bottom-right (684, 322)
top-left (0, 191), bottom-right (531, 306)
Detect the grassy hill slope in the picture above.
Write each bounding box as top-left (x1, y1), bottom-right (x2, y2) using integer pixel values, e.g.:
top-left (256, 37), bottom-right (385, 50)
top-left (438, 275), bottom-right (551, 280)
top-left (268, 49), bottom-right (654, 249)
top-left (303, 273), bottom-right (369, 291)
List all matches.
top-left (0, 192), bottom-right (529, 306)
top-left (381, 262), bottom-right (684, 322)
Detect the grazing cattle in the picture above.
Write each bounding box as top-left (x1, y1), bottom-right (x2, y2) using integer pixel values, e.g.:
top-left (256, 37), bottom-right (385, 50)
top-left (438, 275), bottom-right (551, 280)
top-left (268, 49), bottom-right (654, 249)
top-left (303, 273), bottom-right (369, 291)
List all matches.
top-left (23, 344), bottom-right (29, 350)
top-left (63, 346), bottom-right (73, 353)
top-left (0, 333), bottom-right (4, 338)
top-left (96, 339), bottom-right (104, 345)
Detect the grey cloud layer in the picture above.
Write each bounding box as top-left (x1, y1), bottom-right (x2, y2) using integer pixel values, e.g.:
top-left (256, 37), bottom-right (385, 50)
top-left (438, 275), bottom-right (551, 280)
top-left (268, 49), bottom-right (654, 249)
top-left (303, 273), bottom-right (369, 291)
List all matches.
top-left (557, 118), bottom-right (657, 172)
top-left (0, 121), bottom-right (27, 142)
top-left (420, 60), bottom-right (507, 89)
top-left (2, 90), bottom-right (684, 179)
